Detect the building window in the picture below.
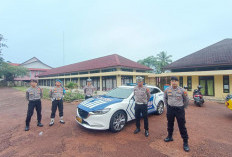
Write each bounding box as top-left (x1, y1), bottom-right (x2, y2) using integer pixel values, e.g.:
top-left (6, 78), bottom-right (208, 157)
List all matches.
top-left (187, 76), bottom-right (192, 91)
top-left (90, 70), bottom-right (100, 74)
top-left (136, 70), bottom-right (145, 73)
top-left (121, 68), bottom-right (133, 72)
top-left (102, 76), bottom-right (116, 91)
top-left (71, 78), bottom-right (78, 83)
top-left (71, 72), bottom-right (78, 75)
top-left (121, 76), bottom-right (133, 85)
top-left (223, 75), bottom-right (230, 93)
top-left (90, 77), bottom-right (100, 90)
top-left (179, 76), bottom-right (183, 87)
top-left (80, 77), bottom-right (88, 88)
top-left (51, 79), bottom-right (55, 86)
top-left (101, 68), bottom-right (117, 73)
top-left (79, 71), bottom-right (88, 75)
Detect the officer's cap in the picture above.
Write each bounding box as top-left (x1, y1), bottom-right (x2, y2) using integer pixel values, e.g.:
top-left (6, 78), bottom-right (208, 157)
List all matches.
top-left (30, 79), bottom-right (38, 83)
top-left (170, 76), bottom-right (178, 81)
top-left (87, 78), bottom-right (92, 82)
top-left (136, 76), bottom-right (144, 82)
top-left (55, 79), bottom-right (62, 84)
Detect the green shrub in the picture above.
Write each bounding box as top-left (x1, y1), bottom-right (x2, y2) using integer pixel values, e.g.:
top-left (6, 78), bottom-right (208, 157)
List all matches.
top-left (63, 92), bottom-right (85, 102)
top-left (13, 86), bottom-right (84, 102)
top-left (65, 82), bottom-right (77, 89)
top-left (42, 88), bottom-right (51, 100)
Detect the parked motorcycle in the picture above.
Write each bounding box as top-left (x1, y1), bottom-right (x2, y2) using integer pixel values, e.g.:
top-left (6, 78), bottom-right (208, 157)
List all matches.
top-left (225, 94), bottom-right (232, 111)
top-left (193, 85), bottom-right (204, 107)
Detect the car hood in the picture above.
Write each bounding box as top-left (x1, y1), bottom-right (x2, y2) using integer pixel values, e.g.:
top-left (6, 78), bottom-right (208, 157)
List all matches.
top-left (78, 95), bottom-right (123, 112)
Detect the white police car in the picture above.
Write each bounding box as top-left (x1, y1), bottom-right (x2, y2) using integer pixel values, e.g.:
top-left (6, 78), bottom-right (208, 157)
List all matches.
top-left (76, 84), bottom-right (164, 132)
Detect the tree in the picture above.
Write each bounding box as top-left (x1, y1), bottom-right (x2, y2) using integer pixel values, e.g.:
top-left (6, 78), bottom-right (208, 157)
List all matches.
top-left (156, 51), bottom-right (172, 73)
top-left (0, 34), bottom-right (7, 63)
top-left (0, 34), bottom-right (28, 86)
top-left (137, 52), bottom-right (172, 74)
top-left (0, 62), bottom-right (29, 82)
top-left (137, 56), bottom-right (158, 69)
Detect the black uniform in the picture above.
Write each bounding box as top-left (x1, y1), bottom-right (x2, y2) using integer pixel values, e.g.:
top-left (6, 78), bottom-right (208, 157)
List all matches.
top-left (164, 86), bottom-right (189, 142)
top-left (134, 86), bottom-right (151, 130)
top-left (25, 87), bottom-right (43, 126)
top-left (49, 86), bottom-right (64, 118)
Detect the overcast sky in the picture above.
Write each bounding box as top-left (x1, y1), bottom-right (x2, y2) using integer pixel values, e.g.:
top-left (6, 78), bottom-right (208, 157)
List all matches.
top-left (1, 0), bottom-right (232, 68)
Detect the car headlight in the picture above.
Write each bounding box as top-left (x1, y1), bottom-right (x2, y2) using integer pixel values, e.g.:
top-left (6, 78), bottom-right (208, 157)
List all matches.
top-left (90, 108), bottom-right (111, 115)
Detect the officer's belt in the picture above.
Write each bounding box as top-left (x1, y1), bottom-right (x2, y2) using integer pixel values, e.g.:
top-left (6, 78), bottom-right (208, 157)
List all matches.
top-left (29, 99), bottom-right (41, 102)
top-left (168, 105), bottom-right (184, 109)
top-left (55, 98), bottom-right (62, 100)
top-left (136, 102), bottom-right (146, 105)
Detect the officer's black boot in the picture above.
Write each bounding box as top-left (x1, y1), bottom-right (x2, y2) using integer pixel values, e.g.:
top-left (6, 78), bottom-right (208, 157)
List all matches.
top-left (145, 130), bottom-right (149, 137)
top-left (37, 122), bottom-right (43, 127)
top-left (25, 126), bottom-right (30, 131)
top-left (134, 128), bottom-right (141, 134)
top-left (164, 135), bottom-right (173, 142)
top-left (183, 139), bottom-right (190, 152)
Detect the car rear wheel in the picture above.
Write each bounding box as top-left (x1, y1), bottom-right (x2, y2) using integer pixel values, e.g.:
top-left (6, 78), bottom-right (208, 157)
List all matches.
top-left (155, 101), bottom-right (164, 115)
top-left (110, 111), bottom-right (127, 132)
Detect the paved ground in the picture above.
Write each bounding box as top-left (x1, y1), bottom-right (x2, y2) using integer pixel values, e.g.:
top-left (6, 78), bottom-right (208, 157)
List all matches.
top-left (0, 87), bottom-right (232, 157)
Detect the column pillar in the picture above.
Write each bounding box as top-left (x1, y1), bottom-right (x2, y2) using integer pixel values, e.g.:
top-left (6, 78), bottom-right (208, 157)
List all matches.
top-left (77, 77), bottom-right (80, 89)
top-left (100, 76), bottom-right (102, 91)
top-left (117, 75), bottom-right (122, 87)
top-left (133, 75), bottom-right (136, 83)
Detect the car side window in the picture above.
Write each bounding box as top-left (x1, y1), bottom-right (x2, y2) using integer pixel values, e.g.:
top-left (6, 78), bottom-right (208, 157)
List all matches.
top-left (150, 88), bottom-right (160, 94)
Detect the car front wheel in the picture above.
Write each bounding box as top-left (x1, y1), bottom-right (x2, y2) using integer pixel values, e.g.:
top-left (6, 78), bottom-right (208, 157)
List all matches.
top-left (110, 111), bottom-right (127, 132)
top-left (155, 101), bottom-right (164, 115)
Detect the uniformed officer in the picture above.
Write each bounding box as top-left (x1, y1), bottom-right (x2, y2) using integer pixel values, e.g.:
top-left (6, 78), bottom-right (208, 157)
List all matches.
top-left (49, 79), bottom-right (66, 126)
top-left (25, 79), bottom-right (43, 131)
top-left (133, 76), bottom-right (151, 137)
top-left (83, 78), bottom-right (96, 100)
top-left (164, 76), bottom-right (190, 152)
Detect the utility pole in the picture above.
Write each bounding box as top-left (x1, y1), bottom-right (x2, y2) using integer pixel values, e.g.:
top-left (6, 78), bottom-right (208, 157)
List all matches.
top-left (63, 31), bottom-right (65, 66)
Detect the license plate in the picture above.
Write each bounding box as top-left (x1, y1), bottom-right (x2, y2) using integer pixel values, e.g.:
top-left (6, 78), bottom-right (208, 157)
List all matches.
top-left (76, 116), bottom-right (82, 123)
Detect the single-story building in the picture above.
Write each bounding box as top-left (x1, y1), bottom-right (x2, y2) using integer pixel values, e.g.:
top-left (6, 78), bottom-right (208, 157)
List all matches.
top-left (38, 39), bottom-right (232, 100)
top-left (38, 54), bottom-right (154, 91)
top-left (152, 38), bottom-right (232, 100)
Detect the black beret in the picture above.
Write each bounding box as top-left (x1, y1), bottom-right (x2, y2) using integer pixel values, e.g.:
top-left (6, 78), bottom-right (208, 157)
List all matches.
top-left (170, 76), bottom-right (178, 81)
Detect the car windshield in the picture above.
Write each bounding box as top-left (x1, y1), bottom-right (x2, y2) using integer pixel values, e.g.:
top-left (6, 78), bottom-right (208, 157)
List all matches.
top-left (105, 87), bottom-right (133, 99)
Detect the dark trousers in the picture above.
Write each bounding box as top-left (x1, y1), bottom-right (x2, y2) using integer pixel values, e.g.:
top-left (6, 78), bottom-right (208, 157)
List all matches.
top-left (135, 103), bottom-right (149, 130)
top-left (51, 100), bottom-right (63, 118)
top-left (166, 105), bottom-right (188, 141)
top-left (85, 95), bottom-right (92, 100)
top-left (25, 100), bottom-right (42, 126)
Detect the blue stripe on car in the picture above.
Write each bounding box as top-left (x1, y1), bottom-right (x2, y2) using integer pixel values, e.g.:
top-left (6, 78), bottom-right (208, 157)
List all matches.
top-left (78, 95), bottom-right (123, 112)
